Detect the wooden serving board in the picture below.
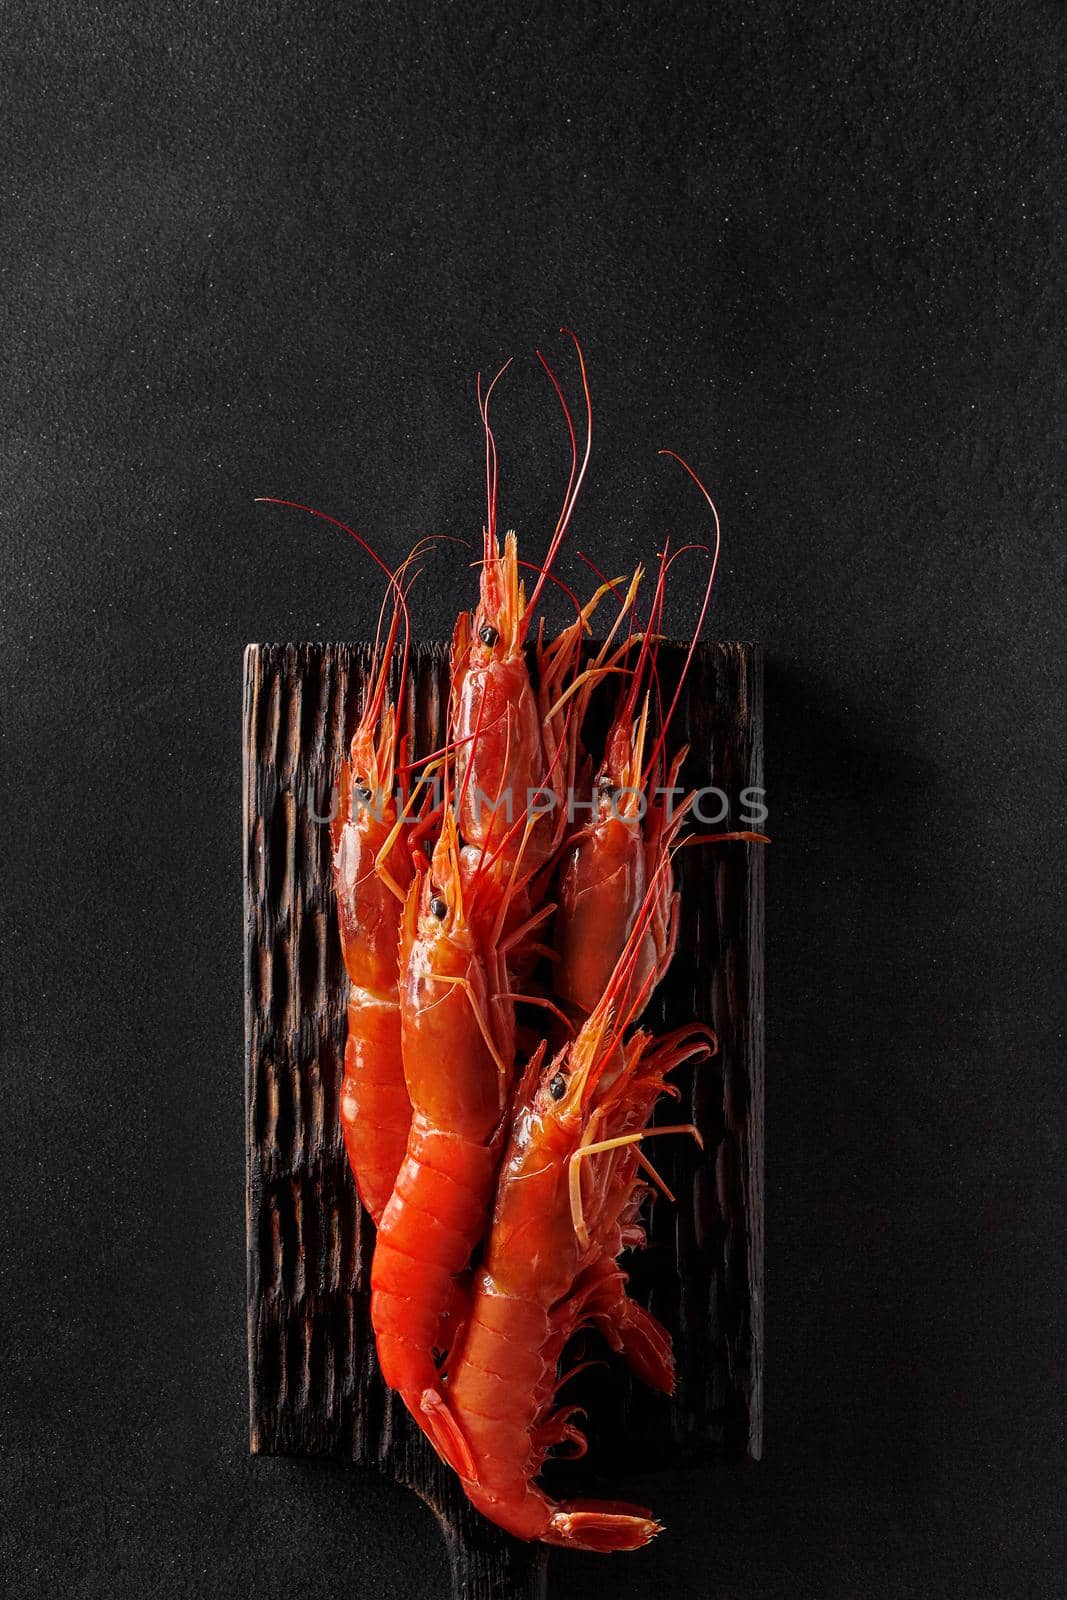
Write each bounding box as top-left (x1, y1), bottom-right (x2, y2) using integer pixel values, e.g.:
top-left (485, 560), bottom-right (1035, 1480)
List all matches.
top-left (242, 641), bottom-right (764, 1599)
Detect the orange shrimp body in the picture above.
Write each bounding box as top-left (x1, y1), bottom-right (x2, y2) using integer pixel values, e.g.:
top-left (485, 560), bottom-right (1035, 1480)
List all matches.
top-left (628, 748), bottom-right (689, 1006)
top-left (554, 711), bottom-right (651, 1018)
top-left (370, 815), bottom-right (515, 1476)
top-left (331, 689), bottom-right (417, 1224)
top-left (445, 940), bottom-right (710, 1548)
top-left (454, 569), bottom-right (633, 966)
top-left (556, 455), bottom-right (769, 1023)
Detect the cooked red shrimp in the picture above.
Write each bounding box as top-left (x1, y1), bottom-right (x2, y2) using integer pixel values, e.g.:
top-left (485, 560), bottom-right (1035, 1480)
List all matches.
top-left (256, 498), bottom-right (427, 1224)
top-left (370, 809), bottom-right (525, 1477)
top-left (444, 878), bottom-right (712, 1547)
top-left (555, 473), bottom-right (765, 1019)
top-left (451, 333), bottom-right (593, 877)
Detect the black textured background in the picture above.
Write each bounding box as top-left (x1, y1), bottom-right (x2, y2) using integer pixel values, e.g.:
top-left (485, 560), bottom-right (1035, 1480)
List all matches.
top-left (3, 5), bottom-right (1064, 1598)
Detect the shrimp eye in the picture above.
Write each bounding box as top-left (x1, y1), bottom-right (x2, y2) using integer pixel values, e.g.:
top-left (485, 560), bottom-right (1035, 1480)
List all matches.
top-left (429, 895), bottom-right (448, 920)
top-left (549, 1072), bottom-right (567, 1100)
top-left (478, 623), bottom-right (499, 648)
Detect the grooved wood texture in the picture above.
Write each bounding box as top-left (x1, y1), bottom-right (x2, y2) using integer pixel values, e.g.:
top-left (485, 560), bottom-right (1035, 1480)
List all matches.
top-left (243, 641), bottom-right (764, 1599)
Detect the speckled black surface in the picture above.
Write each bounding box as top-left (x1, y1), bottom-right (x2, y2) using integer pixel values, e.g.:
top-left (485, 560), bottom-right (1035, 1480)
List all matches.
top-left (3, 5), bottom-right (1063, 1598)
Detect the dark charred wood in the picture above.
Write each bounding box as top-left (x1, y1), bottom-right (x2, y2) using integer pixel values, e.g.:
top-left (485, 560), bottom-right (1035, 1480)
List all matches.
top-left (242, 642), bottom-right (764, 1599)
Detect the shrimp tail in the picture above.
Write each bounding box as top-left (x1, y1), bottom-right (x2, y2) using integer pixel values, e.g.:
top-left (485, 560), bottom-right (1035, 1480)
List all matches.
top-left (544, 1502), bottom-right (662, 1552)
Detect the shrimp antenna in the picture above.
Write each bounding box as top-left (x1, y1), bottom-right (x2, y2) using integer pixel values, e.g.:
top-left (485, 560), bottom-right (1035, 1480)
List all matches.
top-left (579, 548), bottom-right (664, 725)
top-left (478, 358), bottom-right (512, 554)
top-left (639, 540), bottom-right (713, 738)
top-left (370, 537), bottom-right (437, 670)
top-left (578, 552), bottom-right (644, 665)
top-left (256, 496), bottom-right (401, 587)
top-left (528, 328), bottom-right (593, 619)
top-left (618, 537), bottom-right (672, 727)
top-left (640, 452), bottom-right (722, 786)
top-left (377, 535), bottom-right (442, 731)
top-left (255, 497), bottom-right (417, 733)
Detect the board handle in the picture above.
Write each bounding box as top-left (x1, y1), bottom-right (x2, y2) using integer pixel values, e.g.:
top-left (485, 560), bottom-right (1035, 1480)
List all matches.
top-left (436, 1507), bottom-right (548, 1600)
